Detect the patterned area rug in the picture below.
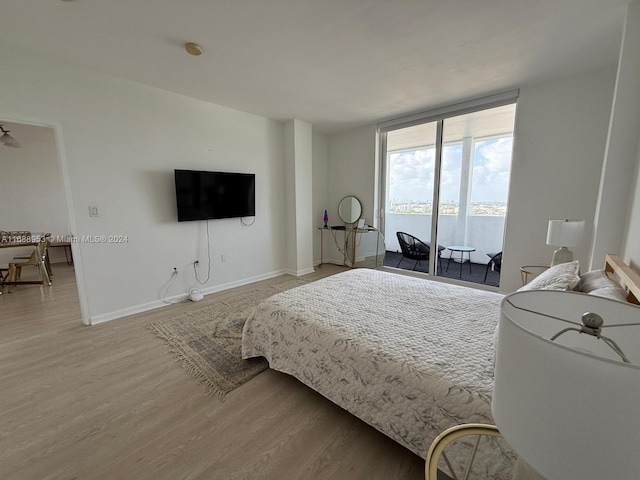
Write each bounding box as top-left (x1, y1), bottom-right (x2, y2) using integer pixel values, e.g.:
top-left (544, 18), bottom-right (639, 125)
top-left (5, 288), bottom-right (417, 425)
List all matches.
top-left (147, 278), bottom-right (307, 397)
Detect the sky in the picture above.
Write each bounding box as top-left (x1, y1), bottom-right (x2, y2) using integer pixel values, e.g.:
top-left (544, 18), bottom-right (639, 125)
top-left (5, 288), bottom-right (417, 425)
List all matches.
top-left (388, 136), bottom-right (513, 204)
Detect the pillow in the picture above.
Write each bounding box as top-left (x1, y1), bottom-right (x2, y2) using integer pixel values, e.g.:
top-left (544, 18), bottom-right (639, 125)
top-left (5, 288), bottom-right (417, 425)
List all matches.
top-left (579, 269), bottom-right (617, 293)
top-left (518, 260), bottom-right (580, 292)
top-left (587, 285), bottom-right (628, 302)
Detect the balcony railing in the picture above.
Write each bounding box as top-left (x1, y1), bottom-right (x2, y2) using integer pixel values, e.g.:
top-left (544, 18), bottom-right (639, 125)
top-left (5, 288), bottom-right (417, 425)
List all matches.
top-left (381, 213), bottom-right (504, 286)
top-left (385, 213), bottom-right (504, 264)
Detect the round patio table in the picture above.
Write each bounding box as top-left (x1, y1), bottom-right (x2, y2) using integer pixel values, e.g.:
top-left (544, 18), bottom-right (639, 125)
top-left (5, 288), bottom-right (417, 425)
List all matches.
top-left (446, 245), bottom-right (475, 278)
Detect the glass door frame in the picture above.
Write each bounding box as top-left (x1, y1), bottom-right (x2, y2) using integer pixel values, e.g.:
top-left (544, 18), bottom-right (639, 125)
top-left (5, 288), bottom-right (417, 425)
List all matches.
top-left (377, 90), bottom-right (519, 279)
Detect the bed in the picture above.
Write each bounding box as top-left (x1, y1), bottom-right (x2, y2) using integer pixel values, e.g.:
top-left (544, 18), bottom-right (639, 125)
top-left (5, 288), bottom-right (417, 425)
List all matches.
top-left (241, 254), bottom-right (640, 479)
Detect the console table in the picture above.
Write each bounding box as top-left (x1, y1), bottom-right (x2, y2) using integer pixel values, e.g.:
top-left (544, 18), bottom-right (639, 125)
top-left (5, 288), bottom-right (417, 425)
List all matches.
top-left (318, 226), bottom-right (380, 268)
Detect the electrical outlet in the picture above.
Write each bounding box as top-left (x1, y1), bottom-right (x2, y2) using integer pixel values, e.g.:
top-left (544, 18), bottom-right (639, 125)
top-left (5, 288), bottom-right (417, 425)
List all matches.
top-left (220, 254), bottom-right (227, 263)
top-left (172, 267), bottom-right (177, 275)
top-left (194, 260), bottom-right (199, 266)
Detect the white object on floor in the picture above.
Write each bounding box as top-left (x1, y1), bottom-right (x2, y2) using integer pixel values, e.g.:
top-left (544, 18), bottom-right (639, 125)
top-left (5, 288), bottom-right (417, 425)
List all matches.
top-left (189, 288), bottom-right (203, 302)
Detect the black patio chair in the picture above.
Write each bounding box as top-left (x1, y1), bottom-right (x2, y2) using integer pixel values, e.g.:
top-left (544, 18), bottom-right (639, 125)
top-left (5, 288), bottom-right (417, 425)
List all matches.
top-left (484, 251), bottom-right (502, 282)
top-left (396, 232), bottom-right (445, 272)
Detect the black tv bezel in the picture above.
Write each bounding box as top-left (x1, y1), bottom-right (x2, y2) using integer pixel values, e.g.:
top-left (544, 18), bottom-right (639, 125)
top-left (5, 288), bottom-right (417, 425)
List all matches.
top-left (174, 169), bottom-right (256, 222)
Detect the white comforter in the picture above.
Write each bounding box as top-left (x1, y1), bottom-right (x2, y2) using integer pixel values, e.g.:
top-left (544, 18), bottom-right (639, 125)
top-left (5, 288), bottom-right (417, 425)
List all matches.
top-left (242, 269), bottom-right (515, 478)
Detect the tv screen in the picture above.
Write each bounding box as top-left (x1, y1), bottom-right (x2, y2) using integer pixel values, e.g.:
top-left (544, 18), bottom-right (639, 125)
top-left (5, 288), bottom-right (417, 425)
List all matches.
top-left (174, 169), bottom-right (256, 221)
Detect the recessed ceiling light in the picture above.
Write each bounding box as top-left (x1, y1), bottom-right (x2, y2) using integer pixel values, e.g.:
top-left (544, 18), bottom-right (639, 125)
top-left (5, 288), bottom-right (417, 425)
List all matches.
top-left (185, 42), bottom-right (203, 56)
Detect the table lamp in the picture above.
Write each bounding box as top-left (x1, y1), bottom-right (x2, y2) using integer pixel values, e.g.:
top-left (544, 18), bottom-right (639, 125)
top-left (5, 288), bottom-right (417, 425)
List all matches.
top-left (493, 290), bottom-right (640, 480)
top-left (546, 219), bottom-right (585, 266)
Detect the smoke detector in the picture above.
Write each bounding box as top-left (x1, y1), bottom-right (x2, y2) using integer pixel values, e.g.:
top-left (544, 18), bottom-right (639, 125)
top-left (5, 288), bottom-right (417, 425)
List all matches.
top-left (185, 42), bottom-right (203, 56)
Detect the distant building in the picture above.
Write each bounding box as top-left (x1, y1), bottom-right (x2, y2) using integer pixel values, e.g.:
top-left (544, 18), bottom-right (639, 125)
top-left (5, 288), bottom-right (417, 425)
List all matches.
top-left (389, 200), bottom-right (507, 216)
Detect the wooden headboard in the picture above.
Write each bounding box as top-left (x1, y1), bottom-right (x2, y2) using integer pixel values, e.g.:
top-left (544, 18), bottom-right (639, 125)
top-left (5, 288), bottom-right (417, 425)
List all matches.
top-left (604, 254), bottom-right (640, 305)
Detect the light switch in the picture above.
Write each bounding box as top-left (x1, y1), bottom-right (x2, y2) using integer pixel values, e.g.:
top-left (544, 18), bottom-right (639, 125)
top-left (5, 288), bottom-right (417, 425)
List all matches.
top-left (89, 206), bottom-right (100, 217)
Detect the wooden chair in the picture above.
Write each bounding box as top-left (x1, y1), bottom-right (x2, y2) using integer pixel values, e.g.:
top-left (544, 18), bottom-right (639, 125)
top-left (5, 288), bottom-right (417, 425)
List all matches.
top-left (425, 424), bottom-right (502, 480)
top-left (0, 231), bottom-right (33, 294)
top-left (13, 233), bottom-right (52, 275)
top-left (7, 237), bottom-right (51, 292)
top-left (0, 266), bottom-right (8, 295)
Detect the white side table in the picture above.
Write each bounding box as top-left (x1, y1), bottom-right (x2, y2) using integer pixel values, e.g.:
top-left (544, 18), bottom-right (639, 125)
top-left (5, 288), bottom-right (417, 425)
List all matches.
top-left (446, 245), bottom-right (475, 278)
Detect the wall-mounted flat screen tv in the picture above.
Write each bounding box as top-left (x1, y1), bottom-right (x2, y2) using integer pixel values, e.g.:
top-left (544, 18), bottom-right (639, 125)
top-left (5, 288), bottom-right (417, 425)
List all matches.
top-left (174, 169), bottom-right (256, 221)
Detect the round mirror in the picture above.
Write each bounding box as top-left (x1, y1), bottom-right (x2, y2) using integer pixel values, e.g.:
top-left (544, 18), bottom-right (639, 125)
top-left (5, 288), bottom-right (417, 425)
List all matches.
top-left (338, 195), bottom-right (362, 224)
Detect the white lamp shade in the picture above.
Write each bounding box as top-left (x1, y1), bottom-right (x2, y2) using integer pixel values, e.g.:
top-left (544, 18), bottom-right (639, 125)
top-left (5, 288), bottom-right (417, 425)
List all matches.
top-left (546, 219), bottom-right (585, 247)
top-left (493, 291), bottom-right (640, 480)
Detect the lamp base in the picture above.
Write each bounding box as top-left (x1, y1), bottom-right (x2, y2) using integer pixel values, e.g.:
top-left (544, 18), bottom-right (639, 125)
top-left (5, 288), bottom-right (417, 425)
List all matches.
top-left (550, 246), bottom-right (573, 266)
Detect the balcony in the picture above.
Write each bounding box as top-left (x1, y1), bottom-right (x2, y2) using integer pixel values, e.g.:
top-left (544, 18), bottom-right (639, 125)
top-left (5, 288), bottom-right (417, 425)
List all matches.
top-left (382, 212), bottom-right (504, 287)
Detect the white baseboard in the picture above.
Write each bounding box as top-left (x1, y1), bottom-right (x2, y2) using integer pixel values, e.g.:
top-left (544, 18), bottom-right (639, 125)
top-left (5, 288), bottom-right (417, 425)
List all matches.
top-left (90, 298), bottom-right (179, 325)
top-left (89, 268), bottom-right (289, 325)
top-left (282, 266), bottom-right (316, 276)
top-left (316, 255), bottom-right (345, 267)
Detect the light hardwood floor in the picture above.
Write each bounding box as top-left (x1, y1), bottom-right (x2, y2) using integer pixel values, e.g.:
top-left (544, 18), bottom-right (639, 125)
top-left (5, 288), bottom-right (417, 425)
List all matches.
top-left (0, 264), bottom-right (425, 480)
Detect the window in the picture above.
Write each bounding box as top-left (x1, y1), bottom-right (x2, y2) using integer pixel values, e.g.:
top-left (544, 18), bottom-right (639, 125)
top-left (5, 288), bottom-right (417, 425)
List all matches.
top-left (378, 93), bottom-right (517, 286)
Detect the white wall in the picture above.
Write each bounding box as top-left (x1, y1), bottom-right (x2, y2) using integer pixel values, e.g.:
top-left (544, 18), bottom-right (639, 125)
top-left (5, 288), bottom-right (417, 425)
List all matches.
top-left (502, 67), bottom-right (617, 291)
top-left (283, 121), bottom-right (297, 272)
top-left (0, 47), bottom-right (287, 323)
top-left (328, 125), bottom-right (377, 225)
top-left (283, 119), bottom-right (314, 275)
top-left (312, 130), bottom-right (329, 265)
top-left (0, 126), bottom-right (70, 264)
top-left (322, 125), bottom-right (379, 263)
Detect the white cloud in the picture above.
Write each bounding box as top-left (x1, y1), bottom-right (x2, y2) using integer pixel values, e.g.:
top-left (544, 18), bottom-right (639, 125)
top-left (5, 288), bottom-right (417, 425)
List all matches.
top-left (388, 137), bottom-right (513, 203)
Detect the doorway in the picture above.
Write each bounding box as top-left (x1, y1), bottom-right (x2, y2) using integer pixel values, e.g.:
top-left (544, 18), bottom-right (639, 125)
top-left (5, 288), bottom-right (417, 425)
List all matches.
top-left (0, 119), bottom-right (86, 321)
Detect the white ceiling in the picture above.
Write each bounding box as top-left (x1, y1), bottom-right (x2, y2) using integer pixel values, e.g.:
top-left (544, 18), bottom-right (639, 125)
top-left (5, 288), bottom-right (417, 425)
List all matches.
top-left (0, 0), bottom-right (629, 134)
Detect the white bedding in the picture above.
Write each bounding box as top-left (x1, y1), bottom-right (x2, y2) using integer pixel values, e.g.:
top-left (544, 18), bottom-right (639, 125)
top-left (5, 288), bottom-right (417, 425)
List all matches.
top-left (242, 269), bottom-right (515, 478)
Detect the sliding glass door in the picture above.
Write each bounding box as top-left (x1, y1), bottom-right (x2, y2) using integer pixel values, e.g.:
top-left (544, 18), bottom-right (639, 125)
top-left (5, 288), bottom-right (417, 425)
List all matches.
top-left (381, 100), bottom-right (516, 287)
top-left (385, 122), bottom-right (438, 267)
